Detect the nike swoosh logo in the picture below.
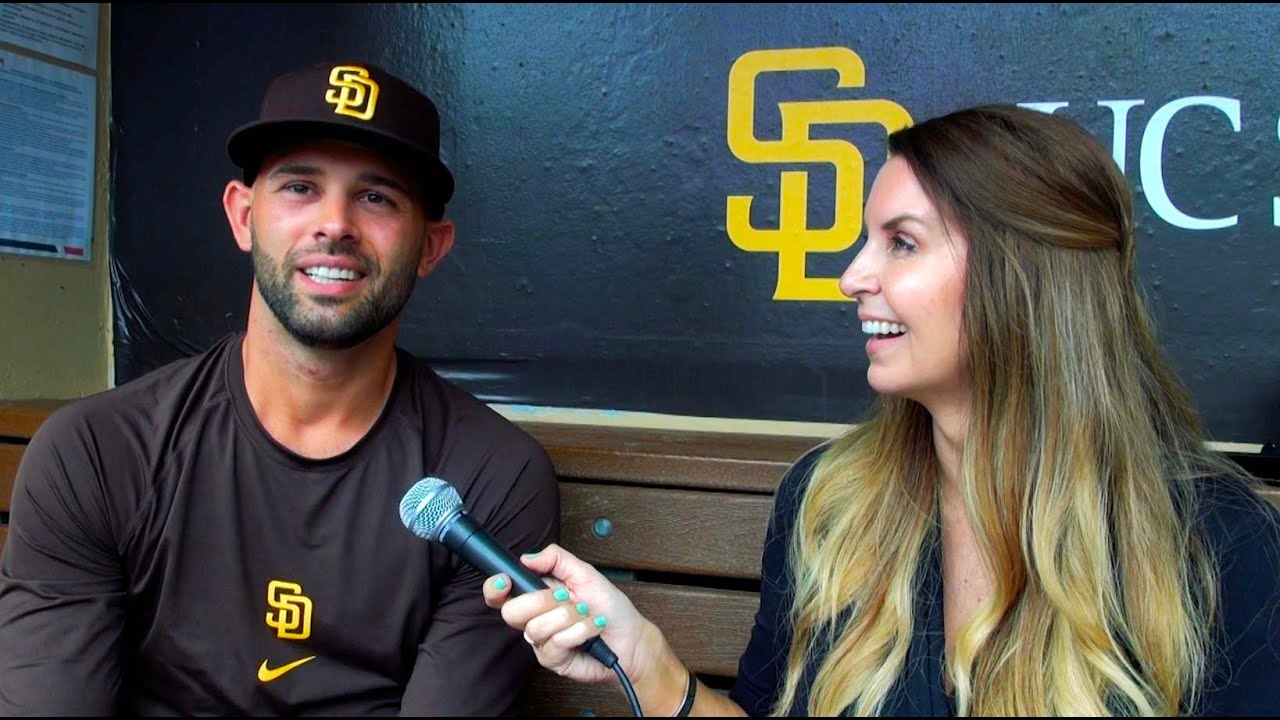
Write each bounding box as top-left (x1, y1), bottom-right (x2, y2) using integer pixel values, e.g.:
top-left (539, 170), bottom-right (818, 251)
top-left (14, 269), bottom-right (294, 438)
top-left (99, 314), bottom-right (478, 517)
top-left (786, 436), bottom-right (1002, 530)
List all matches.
top-left (257, 655), bottom-right (316, 682)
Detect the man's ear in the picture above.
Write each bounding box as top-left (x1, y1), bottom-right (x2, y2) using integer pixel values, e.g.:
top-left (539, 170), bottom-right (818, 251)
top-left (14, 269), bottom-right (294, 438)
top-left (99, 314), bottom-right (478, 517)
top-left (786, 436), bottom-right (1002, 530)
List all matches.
top-left (417, 219), bottom-right (456, 277)
top-left (223, 180), bottom-right (254, 252)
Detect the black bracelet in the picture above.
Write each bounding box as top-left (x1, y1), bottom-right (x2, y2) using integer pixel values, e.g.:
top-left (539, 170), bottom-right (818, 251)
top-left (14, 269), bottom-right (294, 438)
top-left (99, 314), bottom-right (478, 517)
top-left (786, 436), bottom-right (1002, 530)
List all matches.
top-left (673, 667), bottom-right (696, 717)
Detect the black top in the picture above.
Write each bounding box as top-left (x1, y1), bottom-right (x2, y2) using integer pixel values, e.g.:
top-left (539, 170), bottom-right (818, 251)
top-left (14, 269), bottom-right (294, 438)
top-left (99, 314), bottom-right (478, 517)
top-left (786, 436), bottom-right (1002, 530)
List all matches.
top-left (0, 333), bottom-right (560, 716)
top-left (729, 447), bottom-right (1280, 716)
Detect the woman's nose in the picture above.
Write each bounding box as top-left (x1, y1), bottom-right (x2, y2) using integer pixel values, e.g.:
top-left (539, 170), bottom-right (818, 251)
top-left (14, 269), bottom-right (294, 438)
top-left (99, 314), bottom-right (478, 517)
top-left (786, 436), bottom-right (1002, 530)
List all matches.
top-left (838, 247), bottom-right (877, 300)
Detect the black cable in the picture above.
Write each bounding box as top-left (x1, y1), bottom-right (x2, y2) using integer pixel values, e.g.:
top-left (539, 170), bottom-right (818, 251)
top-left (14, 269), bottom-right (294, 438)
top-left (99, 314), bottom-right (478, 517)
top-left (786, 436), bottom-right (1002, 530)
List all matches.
top-left (581, 638), bottom-right (644, 716)
top-left (612, 661), bottom-right (644, 717)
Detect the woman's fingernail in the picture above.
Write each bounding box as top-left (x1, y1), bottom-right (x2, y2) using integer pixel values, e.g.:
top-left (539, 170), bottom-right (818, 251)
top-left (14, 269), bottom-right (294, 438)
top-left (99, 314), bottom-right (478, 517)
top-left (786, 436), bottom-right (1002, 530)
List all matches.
top-left (576, 601), bottom-right (589, 615)
top-left (494, 577), bottom-right (507, 590)
top-left (522, 551), bottom-right (540, 558)
top-left (594, 616), bottom-right (608, 628)
top-left (553, 587), bottom-right (570, 602)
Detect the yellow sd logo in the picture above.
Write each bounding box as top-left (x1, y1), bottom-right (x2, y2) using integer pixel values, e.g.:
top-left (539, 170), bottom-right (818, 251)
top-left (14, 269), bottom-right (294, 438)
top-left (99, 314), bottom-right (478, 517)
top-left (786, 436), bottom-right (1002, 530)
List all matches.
top-left (727, 48), bottom-right (911, 301)
top-left (325, 65), bottom-right (380, 120)
top-left (265, 579), bottom-right (313, 640)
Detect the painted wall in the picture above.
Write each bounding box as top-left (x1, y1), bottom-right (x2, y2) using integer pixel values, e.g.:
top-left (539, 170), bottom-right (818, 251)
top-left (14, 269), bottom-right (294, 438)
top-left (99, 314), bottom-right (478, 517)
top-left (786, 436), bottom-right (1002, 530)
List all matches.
top-left (108, 4), bottom-right (1280, 444)
top-left (0, 4), bottom-right (112, 400)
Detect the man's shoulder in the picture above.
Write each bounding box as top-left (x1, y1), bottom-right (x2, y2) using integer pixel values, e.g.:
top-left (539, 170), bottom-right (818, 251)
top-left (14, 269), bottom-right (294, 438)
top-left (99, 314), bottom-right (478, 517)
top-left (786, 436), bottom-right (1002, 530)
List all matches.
top-left (401, 353), bottom-right (550, 459)
top-left (36, 336), bottom-right (236, 446)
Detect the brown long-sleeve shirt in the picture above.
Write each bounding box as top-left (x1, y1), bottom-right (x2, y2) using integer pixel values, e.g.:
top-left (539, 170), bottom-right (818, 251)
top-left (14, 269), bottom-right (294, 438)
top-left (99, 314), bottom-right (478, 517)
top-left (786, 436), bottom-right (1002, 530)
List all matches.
top-left (0, 333), bottom-right (560, 716)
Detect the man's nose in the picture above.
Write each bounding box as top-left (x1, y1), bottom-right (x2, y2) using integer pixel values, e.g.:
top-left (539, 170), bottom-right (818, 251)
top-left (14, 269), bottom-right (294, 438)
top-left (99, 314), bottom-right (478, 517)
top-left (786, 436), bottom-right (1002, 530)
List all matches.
top-left (313, 195), bottom-right (357, 243)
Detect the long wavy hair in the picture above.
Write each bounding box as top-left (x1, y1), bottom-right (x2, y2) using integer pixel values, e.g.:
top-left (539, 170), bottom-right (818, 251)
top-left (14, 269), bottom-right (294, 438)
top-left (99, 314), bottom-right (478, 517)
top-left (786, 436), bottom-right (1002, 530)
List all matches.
top-left (775, 104), bottom-right (1247, 716)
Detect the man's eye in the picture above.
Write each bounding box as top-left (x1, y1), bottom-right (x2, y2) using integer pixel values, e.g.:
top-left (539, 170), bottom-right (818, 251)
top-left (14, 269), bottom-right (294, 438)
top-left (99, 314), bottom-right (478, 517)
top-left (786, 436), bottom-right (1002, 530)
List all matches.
top-left (363, 192), bottom-right (398, 208)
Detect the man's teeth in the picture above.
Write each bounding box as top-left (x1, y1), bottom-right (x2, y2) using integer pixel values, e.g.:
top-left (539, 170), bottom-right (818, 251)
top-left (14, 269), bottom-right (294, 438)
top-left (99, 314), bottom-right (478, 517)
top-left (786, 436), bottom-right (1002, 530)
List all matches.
top-left (861, 320), bottom-right (906, 336)
top-left (304, 267), bottom-right (360, 283)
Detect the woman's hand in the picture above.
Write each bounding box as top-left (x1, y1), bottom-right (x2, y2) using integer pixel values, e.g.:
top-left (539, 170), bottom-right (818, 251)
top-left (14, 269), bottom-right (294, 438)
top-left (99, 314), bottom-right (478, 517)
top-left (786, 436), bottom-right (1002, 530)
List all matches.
top-left (485, 543), bottom-right (748, 717)
top-left (483, 543), bottom-right (669, 689)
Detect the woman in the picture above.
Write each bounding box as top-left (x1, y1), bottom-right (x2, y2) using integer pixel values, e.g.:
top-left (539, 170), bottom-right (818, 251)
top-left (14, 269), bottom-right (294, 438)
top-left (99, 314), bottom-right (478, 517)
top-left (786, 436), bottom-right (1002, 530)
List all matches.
top-left (484, 105), bottom-right (1280, 716)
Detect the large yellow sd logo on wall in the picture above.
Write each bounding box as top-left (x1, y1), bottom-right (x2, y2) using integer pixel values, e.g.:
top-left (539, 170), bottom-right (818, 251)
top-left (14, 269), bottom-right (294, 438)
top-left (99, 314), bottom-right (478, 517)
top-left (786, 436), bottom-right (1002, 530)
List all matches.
top-left (727, 48), bottom-right (911, 301)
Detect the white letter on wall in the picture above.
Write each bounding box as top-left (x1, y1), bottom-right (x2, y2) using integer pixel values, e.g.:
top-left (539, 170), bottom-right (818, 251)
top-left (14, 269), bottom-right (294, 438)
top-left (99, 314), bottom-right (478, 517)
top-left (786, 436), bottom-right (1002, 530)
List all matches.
top-left (1141, 96), bottom-right (1240, 230)
top-left (1097, 100), bottom-right (1144, 173)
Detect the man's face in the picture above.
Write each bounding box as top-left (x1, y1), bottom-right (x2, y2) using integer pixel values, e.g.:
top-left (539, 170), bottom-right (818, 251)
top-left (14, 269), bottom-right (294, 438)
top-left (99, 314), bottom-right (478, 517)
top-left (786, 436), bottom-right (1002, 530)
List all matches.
top-left (229, 139), bottom-right (452, 349)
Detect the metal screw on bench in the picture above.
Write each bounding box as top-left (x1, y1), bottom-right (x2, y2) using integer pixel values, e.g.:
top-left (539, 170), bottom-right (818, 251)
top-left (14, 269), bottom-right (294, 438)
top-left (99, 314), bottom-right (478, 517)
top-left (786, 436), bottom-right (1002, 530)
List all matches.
top-left (592, 517), bottom-right (613, 539)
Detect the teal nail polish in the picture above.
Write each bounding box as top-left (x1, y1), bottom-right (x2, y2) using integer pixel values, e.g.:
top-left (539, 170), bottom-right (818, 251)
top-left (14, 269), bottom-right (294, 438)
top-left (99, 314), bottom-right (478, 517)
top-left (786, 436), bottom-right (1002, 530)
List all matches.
top-left (522, 551), bottom-right (540, 558)
top-left (553, 587), bottom-right (570, 602)
top-left (593, 616), bottom-right (607, 628)
top-left (576, 601), bottom-right (589, 615)
top-left (494, 577), bottom-right (507, 590)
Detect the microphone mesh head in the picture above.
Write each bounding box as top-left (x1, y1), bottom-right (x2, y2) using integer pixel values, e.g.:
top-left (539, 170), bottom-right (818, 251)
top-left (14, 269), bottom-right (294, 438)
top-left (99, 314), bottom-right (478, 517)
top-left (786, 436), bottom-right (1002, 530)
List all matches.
top-left (399, 477), bottom-right (462, 541)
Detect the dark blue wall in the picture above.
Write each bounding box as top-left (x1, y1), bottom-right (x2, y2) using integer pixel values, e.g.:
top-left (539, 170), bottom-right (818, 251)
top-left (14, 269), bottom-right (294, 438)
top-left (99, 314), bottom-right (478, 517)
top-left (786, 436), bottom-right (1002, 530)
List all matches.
top-left (110, 3), bottom-right (1280, 444)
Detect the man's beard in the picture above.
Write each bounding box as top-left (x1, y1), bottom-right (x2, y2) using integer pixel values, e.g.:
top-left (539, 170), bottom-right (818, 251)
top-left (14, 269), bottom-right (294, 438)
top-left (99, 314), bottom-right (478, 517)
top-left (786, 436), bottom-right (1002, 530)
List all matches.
top-left (249, 225), bottom-right (418, 350)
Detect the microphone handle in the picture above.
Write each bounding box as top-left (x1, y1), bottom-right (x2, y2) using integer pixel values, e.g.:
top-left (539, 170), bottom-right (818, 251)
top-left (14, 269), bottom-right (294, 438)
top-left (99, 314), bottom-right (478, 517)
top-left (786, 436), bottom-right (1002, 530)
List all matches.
top-left (441, 512), bottom-right (619, 668)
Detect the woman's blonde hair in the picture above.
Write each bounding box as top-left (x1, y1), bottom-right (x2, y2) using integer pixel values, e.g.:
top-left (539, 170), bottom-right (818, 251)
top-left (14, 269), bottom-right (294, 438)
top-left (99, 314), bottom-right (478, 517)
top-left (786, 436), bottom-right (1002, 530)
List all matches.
top-left (775, 104), bottom-right (1245, 716)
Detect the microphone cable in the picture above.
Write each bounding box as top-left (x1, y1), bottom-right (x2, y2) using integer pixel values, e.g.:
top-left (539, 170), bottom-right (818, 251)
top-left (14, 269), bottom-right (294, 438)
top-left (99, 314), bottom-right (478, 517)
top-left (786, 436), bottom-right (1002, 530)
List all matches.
top-left (577, 631), bottom-right (642, 716)
top-left (614, 661), bottom-right (643, 716)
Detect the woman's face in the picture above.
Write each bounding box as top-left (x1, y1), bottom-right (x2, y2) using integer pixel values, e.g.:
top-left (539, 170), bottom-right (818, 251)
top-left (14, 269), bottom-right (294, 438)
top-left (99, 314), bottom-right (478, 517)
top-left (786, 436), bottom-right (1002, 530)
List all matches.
top-left (839, 155), bottom-right (970, 411)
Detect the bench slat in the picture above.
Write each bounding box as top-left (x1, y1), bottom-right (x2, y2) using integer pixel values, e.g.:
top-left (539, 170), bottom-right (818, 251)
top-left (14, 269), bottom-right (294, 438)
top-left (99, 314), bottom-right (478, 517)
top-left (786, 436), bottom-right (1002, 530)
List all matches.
top-left (622, 580), bottom-right (757, 676)
top-left (561, 482), bottom-right (773, 579)
top-left (0, 525), bottom-right (7, 559)
top-left (1, 442), bottom-right (24, 512)
top-left (525, 421), bottom-right (821, 493)
top-left (0, 401), bottom-right (63, 439)
top-left (516, 670), bottom-right (637, 717)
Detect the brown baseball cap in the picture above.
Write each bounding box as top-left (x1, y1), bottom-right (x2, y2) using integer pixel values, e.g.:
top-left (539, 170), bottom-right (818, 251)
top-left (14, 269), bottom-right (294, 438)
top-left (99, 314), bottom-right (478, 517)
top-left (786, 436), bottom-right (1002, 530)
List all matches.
top-left (227, 61), bottom-right (455, 209)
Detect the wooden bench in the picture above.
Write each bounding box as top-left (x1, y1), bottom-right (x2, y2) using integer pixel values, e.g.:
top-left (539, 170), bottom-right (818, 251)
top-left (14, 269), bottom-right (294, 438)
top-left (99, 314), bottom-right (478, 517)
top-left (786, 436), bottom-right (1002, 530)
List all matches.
top-left (2, 400), bottom-right (1277, 717)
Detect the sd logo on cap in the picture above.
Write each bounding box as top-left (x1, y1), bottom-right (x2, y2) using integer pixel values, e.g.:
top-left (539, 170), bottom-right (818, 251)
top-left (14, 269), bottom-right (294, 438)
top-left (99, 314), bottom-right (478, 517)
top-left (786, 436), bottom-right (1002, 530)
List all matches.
top-left (227, 61), bottom-right (454, 214)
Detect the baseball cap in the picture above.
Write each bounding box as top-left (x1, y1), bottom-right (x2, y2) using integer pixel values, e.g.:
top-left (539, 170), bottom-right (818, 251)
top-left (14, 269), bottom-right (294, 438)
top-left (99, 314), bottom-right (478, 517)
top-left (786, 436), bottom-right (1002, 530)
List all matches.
top-left (226, 61), bottom-right (455, 210)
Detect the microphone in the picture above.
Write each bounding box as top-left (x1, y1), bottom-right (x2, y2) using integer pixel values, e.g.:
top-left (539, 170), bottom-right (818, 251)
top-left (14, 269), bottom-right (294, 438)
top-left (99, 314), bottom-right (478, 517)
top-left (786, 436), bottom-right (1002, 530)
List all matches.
top-left (398, 476), bottom-right (620, 669)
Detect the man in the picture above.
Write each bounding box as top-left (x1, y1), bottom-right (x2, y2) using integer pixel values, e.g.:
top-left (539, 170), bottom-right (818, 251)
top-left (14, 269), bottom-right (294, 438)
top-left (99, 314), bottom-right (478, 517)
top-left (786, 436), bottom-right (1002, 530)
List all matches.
top-left (0, 61), bottom-right (559, 715)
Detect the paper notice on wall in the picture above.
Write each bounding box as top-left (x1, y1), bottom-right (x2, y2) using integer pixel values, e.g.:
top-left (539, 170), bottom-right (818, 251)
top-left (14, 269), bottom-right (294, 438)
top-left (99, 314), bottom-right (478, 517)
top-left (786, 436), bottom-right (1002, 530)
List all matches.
top-left (0, 48), bottom-right (96, 261)
top-left (0, 3), bottom-right (98, 70)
